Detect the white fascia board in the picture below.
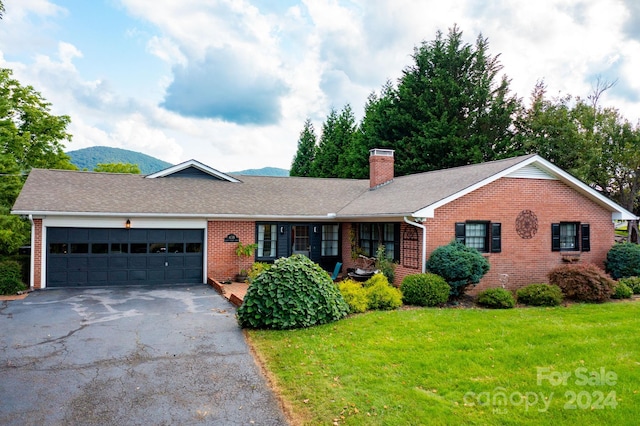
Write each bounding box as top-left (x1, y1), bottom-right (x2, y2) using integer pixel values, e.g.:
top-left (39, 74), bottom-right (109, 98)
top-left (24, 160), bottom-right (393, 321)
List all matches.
top-left (145, 159), bottom-right (241, 182)
top-left (42, 216), bottom-right (208, 229)
top-left (412, 155), bottom-right (638, 221)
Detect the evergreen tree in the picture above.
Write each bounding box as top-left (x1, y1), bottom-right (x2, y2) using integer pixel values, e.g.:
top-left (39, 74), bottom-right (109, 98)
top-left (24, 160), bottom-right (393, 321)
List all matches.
top-left (289, 119), bottom-right (317, 177)
top-left (359, 26), bottom-right (521, 176)
top-left (311, 105), bottom-right (357, 178)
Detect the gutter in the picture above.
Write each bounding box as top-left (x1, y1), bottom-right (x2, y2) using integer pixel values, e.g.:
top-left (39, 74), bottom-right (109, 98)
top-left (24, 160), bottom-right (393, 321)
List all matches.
top-left (404, 216), bottom-right (427, 273)
top-left (28, 214), bottom-right (35, 290)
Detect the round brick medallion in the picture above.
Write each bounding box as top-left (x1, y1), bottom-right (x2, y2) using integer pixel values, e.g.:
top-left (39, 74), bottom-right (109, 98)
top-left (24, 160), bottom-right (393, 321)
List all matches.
top-left (516, 210), bottom-right (538, 239)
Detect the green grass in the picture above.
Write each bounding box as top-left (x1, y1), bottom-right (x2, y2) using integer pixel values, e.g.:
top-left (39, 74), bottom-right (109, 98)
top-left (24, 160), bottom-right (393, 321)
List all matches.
top-left (248, 301), bottom-right (640, 425)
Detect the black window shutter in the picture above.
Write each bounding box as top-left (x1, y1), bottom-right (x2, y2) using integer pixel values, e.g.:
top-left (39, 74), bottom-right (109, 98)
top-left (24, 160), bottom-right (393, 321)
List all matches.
top-left (551, 223), bottom-right (561, 251)
top-left (393, 223), bottom-right (401, 262)
top-left (581, 224), bottom-right (590, 252)
top-left (491, 223), bottom-right (502, 253)
top-left (455, 223), bottom-right (466, 244)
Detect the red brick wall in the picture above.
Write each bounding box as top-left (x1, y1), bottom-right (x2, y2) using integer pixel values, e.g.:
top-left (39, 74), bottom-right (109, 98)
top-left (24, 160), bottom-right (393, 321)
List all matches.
top-left (337, 178), bottom-right (615, 291)
top-left (33, 219), bottom-right (42, 289)
top-left (207, 220), bottom-right (256, 281)
top-left (426, 177), bottom-right (614, 292)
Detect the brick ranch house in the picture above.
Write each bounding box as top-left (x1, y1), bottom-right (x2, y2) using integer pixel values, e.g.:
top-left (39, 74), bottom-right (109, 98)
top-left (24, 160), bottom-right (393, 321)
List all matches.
top-left (11, 149), bottom-right (636, 292)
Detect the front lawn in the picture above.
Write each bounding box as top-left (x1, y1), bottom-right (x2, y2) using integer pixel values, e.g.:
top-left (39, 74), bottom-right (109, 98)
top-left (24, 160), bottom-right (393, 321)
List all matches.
top-left (247, 301), bottom-right (640, 425)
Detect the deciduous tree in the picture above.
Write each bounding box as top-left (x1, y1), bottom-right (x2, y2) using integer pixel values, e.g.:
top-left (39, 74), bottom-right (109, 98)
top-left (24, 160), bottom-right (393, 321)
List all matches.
top-left (0, 68), bottom-right (76, 254)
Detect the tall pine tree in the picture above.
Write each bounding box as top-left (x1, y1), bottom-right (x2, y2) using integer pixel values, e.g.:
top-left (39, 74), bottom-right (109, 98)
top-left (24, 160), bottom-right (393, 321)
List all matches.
top-left (290, 119), bottom-right (317, 177)
top-left (311, 105), bottom-right (357, 178)
top-left (359, 25), bottom-right (521, 176)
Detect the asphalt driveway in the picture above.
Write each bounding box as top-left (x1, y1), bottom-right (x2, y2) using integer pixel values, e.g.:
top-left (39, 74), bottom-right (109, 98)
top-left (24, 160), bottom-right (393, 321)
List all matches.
top-left (0, 285), bottom-right (288, 426)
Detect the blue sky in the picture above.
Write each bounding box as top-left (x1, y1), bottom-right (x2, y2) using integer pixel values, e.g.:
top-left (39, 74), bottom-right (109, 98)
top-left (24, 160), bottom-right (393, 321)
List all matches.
top-left (2, 0), bottom-right (639, 171)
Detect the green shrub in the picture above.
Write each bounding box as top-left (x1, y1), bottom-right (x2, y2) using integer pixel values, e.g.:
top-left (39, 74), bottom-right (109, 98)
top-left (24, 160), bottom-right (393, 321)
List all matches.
top-left (477, 287), bottom-right (515, 309)
top-left (548, 263), bottom-right (615, 302)
top-left (400, 273), bottom-right (450, 306)
top-left (605, 243), bottom-right (640, 279)
top-left (362, 272), bottom-right (388, 288)
top-left (247, 261), bottom-right (271, 282)
top-left (612, 282), bottom-right (633, 299)
top-left (237, 255), bottom-right (349, 329)
top-left (0, 260), bottom-right (26, 295)
top-left (516, 283), bottom-right (563, 307)
top-left (338, 279), bottom-right (369, 313)
top-left (426, 241), bottom-right (490, 297)
top-left (618, 276), bottom-right (640, 295)
top-left (363, 273), bottom-right (402, 310)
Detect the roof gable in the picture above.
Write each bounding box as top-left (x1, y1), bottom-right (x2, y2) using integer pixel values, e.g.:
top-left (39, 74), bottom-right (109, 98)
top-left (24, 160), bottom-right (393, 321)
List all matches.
top-left (145, 159), bottom-right (240, 182)
top-left (411, 155), bottom-right (636, 220)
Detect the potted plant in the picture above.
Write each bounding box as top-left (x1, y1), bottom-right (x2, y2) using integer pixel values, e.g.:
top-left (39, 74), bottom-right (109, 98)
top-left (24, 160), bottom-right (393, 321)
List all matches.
top-left (235, 242), bottom-right (258, 282)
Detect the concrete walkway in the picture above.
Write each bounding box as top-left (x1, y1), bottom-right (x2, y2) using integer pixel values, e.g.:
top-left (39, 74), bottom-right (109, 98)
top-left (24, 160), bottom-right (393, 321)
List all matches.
top-left (0, 285), bottom-right (287, 426)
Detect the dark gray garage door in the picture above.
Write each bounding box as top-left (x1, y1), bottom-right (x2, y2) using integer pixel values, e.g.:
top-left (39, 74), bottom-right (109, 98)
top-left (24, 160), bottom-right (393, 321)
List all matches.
top-left (47, 228), bottom-right (204, 287)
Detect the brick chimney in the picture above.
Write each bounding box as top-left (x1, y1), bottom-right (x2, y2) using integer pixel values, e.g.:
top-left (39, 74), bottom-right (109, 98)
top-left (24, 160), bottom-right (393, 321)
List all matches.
top-left (369, 148), bottom-right (395, 189)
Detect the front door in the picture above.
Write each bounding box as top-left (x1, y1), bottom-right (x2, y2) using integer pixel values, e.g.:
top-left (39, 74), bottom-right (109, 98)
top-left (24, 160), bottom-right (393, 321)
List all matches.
top-left (291, 225), bottom-right (311, 257)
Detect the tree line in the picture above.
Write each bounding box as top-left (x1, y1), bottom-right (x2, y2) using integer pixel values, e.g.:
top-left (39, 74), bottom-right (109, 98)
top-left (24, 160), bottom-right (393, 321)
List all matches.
top-left (290, 26), bottom-right (640, 232)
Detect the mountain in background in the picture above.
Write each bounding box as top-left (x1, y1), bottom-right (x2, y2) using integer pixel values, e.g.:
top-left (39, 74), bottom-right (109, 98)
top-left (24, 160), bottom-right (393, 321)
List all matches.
top-left (230, 167), bottom-right (289, 177)
top-left (66, 146), bottom-right (289, 176)
top-left (67, 146), bottom-right (172, 174)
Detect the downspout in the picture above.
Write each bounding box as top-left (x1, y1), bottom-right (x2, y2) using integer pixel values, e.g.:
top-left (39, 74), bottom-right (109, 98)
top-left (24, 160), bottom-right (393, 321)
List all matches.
top-left (28, 214), bottom-right (35, 289)
top-left (404, 216), bottom-right (427, 273)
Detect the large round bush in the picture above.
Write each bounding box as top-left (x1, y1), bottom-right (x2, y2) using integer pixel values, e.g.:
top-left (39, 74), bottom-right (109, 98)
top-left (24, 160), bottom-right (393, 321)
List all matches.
top-left (401, 273), bottom-right (450, 306)
top-left (363, 273), bottom-right (403, 310)
top-left (516, 283), bottom-right (563, 307)
top-left (618, 276), bottom-right (640, 295)
top-left (605, 243), bottom-right (640, 279)
top-left (237, 255), bottom-right (349, 329)
top-left (477, 287), bottom-right (515, 309)
top-left (426, 241), bottom-right (490, 297)
top-left (338, 279), bottom-right (369, 313)
top-left (548, 263), bottom-right (614, 302)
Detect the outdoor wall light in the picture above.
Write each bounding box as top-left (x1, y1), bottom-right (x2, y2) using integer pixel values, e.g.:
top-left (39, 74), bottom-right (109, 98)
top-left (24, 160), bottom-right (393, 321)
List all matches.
top-left (125, 219), bottom-right (131, 229)
top-left (280, 226), bottom-right (285, 234)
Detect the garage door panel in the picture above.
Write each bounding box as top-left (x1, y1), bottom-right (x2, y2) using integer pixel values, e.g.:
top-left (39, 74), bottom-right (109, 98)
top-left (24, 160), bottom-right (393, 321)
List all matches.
top-left (184, 269), bottom-right (202, 280)
top-left (129, 257), bottom-right (148, 268)
top-left (110, 257), bottom-right (128, 268)
top-left (88, 257), bottom-right (109, 268)
top-left (48, 271), bottom-right (67, 285)
top-left (69, 228), bottom-right (89, 240)
top-left (184, 256), bottom-right (201, 268)
top-left (89, 229), bottom-right (110, 239)
top-left (68, 271), bottom-right (88, 285)
top-left (130, 270), bottom-right (147, 281)
top-left (68, 257), bottom-right (88, 268)
top-left (48, 257), bottom-right (68, 270)
top-left (88, 271), bottom-right (108, 283)
top-left (109, 270), bottom-right (128, 282)
top-left (46, 227), bottom-right (203, 287)
top-left (167, 257), bottom-right (184, 267)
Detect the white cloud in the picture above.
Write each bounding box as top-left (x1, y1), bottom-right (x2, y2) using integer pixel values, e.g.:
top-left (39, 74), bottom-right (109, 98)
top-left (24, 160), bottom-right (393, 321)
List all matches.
top-left (1, 0), bottom-right (639, 172)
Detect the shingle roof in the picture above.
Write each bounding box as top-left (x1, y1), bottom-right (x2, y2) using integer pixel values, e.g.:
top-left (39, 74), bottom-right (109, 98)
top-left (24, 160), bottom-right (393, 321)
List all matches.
top-left (14, 153), bottom-right (633, 220)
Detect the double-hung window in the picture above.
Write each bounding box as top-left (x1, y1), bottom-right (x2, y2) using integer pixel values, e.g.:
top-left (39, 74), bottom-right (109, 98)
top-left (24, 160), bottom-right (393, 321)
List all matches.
top-left (321, 224), bottom-right (339, 256)
top-left (552, 223), bottom-right (590, 252)
top-left (357, 223), bottom-right (400, 261)
top-left (455, 221), bottom-right (501, 253)
top-left (257, 224), bottom-right (277, 259)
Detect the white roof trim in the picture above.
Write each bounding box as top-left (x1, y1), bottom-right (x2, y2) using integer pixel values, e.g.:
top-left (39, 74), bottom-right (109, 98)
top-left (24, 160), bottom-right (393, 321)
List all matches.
top-left (145, 159), bottom-right (241, 182)
top-left (413, 155), bottom-right (638, 221)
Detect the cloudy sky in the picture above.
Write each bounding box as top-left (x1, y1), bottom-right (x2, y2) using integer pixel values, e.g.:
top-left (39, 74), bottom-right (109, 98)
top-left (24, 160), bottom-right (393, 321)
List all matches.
top-left (1, 0), bottom-right (639, 172)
